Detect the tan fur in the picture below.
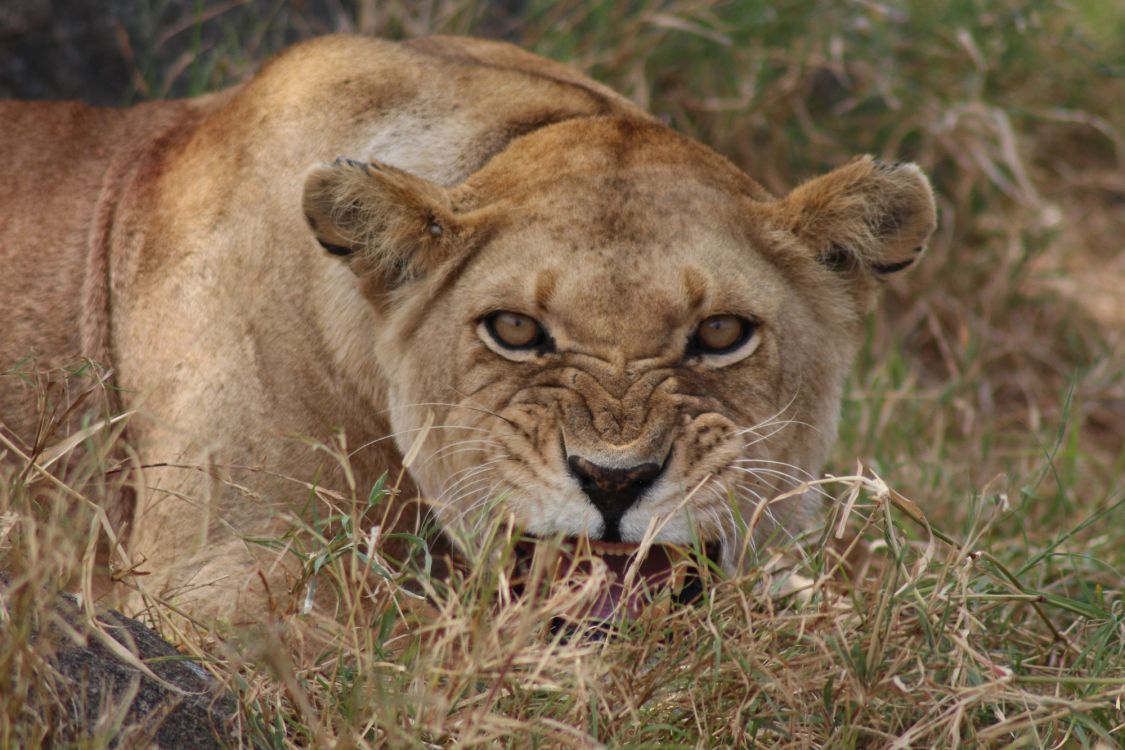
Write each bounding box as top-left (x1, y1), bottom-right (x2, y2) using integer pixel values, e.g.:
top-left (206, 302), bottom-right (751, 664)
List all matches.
top-left (0, 35), bottom-right (935, 622)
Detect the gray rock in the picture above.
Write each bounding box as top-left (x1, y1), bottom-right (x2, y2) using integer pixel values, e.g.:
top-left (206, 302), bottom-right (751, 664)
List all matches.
top-left (3, 577), bottom-right (237, 749)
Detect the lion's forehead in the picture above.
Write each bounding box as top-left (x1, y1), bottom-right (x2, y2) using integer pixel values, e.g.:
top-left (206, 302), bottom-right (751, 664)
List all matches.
top-left (446, 116), bottom-right (795, 353)
top-left (464, 115), bottom-right (768, 201)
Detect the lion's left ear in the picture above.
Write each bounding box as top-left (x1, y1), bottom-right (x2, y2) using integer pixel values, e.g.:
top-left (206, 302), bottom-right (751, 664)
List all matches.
top-left (772, 156), bottom-right (937, 279)
top-left (302, 157), bottom-right (461, 287)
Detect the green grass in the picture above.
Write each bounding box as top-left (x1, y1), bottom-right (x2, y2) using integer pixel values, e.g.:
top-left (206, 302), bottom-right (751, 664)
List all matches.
top-left (3, 0), bottom-right (1124, 747)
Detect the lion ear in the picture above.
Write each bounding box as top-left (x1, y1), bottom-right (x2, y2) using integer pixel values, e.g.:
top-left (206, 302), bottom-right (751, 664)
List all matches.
top-left (774, 156), bottom-right (937, 279)
top-left (302, 157), bottom-right (459, 285)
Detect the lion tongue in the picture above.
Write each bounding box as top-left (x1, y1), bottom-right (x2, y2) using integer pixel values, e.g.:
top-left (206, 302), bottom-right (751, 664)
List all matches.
top-left (578, 542), bottom-right (677, 621)
top-left (514, 539), bottom-right (687, 621)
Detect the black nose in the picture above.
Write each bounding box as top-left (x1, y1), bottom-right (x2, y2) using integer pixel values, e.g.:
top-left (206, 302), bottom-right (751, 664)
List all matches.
top-left (567, 455), bottom-right (665, 540)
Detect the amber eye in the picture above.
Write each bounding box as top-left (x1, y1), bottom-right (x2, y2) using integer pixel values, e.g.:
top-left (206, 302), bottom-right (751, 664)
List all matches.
top-left (693, 315), bottom-right (754, 355)
top-left (484, 311), bottom-right (548, 350)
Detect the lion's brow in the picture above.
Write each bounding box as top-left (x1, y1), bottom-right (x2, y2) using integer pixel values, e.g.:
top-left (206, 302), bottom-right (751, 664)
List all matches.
top-left (533, 269), bottom-right (558, 313)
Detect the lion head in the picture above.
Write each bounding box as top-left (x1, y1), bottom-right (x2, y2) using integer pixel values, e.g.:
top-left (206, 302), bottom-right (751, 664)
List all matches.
top-left (303, 115), bottom-right (935, 582)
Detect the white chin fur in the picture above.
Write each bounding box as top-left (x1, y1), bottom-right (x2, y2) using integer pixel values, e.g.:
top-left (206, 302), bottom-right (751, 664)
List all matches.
top-left (521, 503), bottom-right (703, 545)
top-left (618, 508), bottom-right (697, 545)
top-left (519, 499), bottom-right (603, 538)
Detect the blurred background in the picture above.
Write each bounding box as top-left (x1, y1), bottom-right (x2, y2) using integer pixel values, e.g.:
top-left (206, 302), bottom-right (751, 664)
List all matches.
top-left (3, 0), bottom-right (1122, 540)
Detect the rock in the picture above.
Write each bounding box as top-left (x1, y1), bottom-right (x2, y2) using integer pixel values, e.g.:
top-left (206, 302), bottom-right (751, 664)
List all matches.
top-left (2, 576), bottom-right (237, 749)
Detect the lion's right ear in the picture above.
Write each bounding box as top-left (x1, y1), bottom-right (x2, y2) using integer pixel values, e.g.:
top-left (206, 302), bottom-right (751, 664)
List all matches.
top-left (770, 156), bottom-right (937, 282)
top-left (302, 158), bottom-right (461, 286)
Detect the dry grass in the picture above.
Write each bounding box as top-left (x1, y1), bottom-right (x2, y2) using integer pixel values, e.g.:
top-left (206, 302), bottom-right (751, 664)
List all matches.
top-left (2, 0), bottom-right (1124, 747)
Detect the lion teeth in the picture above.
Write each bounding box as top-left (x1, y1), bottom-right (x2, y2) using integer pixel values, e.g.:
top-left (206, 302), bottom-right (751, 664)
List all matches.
top-left (585, 540), bottom-right (642, 556)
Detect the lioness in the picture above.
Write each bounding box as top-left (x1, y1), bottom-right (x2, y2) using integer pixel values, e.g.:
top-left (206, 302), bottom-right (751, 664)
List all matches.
top-left (0, 34), bottom-right (935, 621)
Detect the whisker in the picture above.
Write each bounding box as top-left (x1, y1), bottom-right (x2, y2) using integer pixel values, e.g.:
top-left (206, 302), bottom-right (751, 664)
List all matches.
top-left (347, 424), bottom-right (497, 459)
top-left (433, 468), bottom-right (497, 509)
top-left (368, 400), bottom-right (518, 429)
top-left (727, 467), bottom-right (792, 500)
top-left (727, 466), bottom-right (833, 500)
top-left (737, 390), bottom-right (800, 435)
top-left (420, 440), bottom-right (502, 468)
top-left (732, 457), bottom-right (818, 479)
top-left (437, 477), bottom-right (498, 513)
top-left (428, 436), bottom-right (502, 456)
top-left (436, 460), bottom-right (503, 501)
top-left (444, 482), bottom-right (506, 529)
top-left (738, 420), bottom-right (804, 448)
top-left (732, 485), bottom-right (799, 543)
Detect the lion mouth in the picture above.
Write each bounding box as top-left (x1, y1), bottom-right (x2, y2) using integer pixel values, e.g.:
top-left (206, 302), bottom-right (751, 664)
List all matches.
top-left (513, 537), bottom-right (720, 621)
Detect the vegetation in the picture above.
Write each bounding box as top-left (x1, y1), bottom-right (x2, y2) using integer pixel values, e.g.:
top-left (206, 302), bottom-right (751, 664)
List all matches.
top-left (2, 0), bottom-right (1123, 747)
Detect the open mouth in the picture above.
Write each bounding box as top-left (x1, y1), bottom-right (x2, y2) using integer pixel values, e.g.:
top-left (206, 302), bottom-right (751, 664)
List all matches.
top-left (512, 537), bottom-right (721, 622)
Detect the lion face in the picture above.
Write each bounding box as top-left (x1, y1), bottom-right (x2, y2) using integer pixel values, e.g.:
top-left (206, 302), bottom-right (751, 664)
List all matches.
top-left (303, 117), bottom-right (936, 569)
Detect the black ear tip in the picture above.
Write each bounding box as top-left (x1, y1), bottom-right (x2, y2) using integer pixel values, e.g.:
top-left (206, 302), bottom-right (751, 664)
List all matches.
top-left (318, 240), bottom-right (353, 257)
top-left (331, 155), bottom-right (371, 172)
top-left (871, 258), bottom-right (916, 275)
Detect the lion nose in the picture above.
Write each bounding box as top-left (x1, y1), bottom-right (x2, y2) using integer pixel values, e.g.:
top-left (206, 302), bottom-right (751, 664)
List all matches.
top-left (567, 455), bottom-right (665, 540)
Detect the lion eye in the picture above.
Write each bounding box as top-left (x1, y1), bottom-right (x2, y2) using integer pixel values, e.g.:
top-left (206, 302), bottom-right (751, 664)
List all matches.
top-left (485, 311), bottom-right (546, 350)
top-left (693, 315), bottom-right (754, 355)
